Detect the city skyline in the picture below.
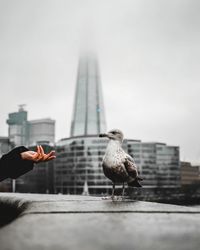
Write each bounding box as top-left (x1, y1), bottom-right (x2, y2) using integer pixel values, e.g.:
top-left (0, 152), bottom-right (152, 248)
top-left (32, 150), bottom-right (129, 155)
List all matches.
top-left (0, 0), bottom-right (200, 163)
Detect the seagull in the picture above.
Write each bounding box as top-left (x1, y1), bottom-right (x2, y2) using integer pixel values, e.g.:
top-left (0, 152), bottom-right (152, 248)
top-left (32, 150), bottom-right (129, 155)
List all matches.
top-left (99, 129), bottom-right (143, 199)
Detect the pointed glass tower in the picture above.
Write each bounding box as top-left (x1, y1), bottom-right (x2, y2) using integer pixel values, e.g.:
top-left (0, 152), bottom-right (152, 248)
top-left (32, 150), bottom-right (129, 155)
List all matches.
top-left (70, 54), bottom-right (106, 136)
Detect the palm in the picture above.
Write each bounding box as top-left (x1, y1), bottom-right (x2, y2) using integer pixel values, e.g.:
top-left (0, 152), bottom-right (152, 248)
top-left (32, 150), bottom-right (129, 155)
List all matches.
top-left (21, 146), bottom-right (56, 163)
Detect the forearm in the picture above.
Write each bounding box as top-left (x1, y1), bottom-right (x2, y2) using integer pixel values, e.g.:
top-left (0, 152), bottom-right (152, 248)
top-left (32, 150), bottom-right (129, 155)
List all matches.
top-left (0, 147), bottom-right (34, 181)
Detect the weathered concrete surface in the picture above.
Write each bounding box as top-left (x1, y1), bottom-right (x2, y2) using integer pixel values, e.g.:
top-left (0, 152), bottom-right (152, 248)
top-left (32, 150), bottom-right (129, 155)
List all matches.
top-left (0, 193), bottom-right (200, 250)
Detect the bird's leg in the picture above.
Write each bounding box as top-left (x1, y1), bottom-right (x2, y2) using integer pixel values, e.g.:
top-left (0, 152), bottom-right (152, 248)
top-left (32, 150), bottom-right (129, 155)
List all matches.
top-left (101, 183), bottom-right (116, 200)
top-left (111, 183), bottom-right (115, 200)
top-left (122, 182), bottom-right (125, 199)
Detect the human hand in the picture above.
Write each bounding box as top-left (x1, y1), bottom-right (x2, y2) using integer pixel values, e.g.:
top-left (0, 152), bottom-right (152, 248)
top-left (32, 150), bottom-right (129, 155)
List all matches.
top-left (21, 145), bottom-right (56, 163)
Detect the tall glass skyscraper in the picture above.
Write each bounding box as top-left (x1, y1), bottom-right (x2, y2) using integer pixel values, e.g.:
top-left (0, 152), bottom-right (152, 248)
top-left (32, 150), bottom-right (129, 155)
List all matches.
top-left (70, 54), bottom-right (106, 136)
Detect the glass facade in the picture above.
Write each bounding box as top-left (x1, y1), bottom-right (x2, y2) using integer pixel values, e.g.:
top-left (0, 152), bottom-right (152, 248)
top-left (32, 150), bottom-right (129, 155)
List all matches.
top-left (156, 144), bottom-right (180, 187)
top-left (70, 55), bottom-right (106, 137)
top-left (127, 141), bottom-right (180, 187)
top-left (127, 141), bottom-right (154, 186)
top-left (7, 108), bottom-right (28, 146)
top-left (55, 136), bottom-right (109, 194)
top-left (54, 137), bottom-right (180, 194)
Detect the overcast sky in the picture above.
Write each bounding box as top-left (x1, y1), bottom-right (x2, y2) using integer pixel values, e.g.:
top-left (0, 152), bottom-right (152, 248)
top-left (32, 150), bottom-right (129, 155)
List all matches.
top-left (0, 0), bottom-right (200, 162)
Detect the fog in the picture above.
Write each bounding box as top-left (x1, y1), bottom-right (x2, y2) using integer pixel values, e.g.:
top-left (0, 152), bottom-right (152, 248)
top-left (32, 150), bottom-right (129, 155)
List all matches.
top-left (0, 0), bottom-right (200, 162)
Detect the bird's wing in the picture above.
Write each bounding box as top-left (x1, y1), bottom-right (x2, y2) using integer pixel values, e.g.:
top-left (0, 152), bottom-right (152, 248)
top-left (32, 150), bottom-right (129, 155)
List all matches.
top-left (125, 153), bottom-right (135, 164)
top-left (124, 156), bottom-right (138, 179)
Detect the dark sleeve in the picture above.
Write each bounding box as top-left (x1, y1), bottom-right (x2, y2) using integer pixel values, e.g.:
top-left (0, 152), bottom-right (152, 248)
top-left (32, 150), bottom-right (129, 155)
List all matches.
top-left (0, 146), bottom-right (34, 181)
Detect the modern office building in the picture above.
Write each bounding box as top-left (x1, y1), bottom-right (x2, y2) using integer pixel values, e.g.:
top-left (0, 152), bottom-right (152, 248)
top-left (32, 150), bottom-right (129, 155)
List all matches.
top-left (7, 105), bottom-right (28, 147)
top-left (7, 106), bottom-right (55, 147)
top-left (156, 144), bottom-right (180, 187)
top-left (180, 162), bottom-right (200, 185)
top-left (127, 141), bottom-right (180, 187)
top-left (55, 137), bottom-right (180, 194)
top-left (70, 54), bottom-right (106, 137)
top-left (28, 118), bottom-right (55, 146)
top-left (55, 136), bottom-right (109, 194)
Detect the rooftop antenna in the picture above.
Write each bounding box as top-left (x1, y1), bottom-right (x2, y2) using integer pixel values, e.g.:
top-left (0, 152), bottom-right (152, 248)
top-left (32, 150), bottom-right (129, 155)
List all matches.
top-left (18, 104), bottom-right (26, 111)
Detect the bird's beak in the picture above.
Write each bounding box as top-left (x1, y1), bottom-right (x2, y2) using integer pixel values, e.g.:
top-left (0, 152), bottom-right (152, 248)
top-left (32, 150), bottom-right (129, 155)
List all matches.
top-left (99, 133), bottom-right (108, 138)
top-left (99, 133), bottom-right (115, 139)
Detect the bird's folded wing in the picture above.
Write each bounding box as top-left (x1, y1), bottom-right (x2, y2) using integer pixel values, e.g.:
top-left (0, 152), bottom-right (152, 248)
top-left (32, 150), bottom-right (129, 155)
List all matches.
top-left (124, 157), bottom-right (137, 178)
top-left (125, 153), bottom-right (135, 163)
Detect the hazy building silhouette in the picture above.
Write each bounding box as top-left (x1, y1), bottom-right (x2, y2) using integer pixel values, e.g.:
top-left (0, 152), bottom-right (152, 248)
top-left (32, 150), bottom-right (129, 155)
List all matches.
top-left (7, 106), bottom-right (55, 147)
top-left (28, 118), bottom-right (55, 146)
top-left (7, 105), bottom-right (28, 147)
top-left (70, 54), bottom-right (106, 137)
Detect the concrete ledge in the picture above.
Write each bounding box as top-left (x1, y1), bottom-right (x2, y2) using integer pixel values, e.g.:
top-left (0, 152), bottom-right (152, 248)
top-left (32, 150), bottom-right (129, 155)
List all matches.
top-left (0, 193), bottom-right (200, 250)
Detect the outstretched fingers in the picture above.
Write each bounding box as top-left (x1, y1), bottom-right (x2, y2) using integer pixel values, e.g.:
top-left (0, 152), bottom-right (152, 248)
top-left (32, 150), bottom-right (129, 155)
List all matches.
top-left (39, 145), bottom-right (45, 155)
top-left (45, 155), bottom-right (56, 161)
top-left (44, 151), bottom-right (56, 161)
top-left (22, 146), bottom-right (56, 163)
top-left (34, 146), bottom-right (56, 162)
top-left (46, 151), bottom-right (56, 157)
top-left (37, 146), bottom-right (44, 161)
top-left (31, 146), bottom-right (44, 162)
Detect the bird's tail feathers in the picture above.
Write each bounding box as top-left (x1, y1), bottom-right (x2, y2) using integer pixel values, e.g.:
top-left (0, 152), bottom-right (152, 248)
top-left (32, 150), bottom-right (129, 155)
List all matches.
top-left (128, 177), bottom-right (143, 187)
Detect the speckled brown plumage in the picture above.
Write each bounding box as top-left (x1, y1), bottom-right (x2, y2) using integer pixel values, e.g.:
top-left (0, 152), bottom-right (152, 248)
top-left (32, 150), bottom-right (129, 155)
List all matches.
top-left (99, 129), bottom-right (143, 198)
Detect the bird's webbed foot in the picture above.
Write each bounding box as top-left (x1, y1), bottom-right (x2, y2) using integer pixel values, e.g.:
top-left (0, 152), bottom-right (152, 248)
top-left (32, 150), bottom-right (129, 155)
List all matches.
top-left (101, 195), bottom-right (117, 201)
top-left (101, 195), bottom-right (128, 201)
